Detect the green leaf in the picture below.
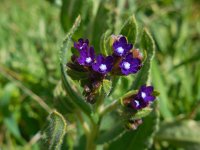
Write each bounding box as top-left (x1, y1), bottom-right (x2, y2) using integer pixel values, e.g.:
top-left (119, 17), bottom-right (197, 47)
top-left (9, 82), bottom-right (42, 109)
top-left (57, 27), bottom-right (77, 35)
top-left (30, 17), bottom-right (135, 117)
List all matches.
top-left (107, 103), bottom-right (159, 150)
top-left (100, 30), bottom-right (111, 56)
top-left (131, 28), bottom-right (155, 90)
top-left (60, 15), bottom-right (91, 116)
top-left (42, 111), bottom-right (67, 150)
top-left (155, 120), bottom-right (200, 150)
top-left (96, 112), bottom-right (125, 144)
top-left (103, 79), bottom-right (112, 96)
top-left (120, 15), bottom-right (138, 44)
top-left (96, 121), bottom-right (125, 144)
top-left (60, 15), bottom-right (81, 64)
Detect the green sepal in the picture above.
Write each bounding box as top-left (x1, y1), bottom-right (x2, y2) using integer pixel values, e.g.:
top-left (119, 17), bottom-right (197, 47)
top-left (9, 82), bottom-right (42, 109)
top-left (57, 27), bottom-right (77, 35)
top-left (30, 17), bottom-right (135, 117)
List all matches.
top-left (66, 69), bottom-right (89, 81)
top-left (120, 90), bottom-right (138, 106)
top-left (102, 79), bottom-right (112, 96)
top-left (130, 107), bottom-right (153, 120)
top-left (152, 90), bottom-right (160, 97)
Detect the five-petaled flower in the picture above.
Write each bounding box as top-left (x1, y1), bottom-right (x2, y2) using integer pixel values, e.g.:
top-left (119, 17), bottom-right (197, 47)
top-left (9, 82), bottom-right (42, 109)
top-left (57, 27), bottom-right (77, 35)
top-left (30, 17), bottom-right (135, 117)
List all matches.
top-left (131, 85), bottom-right (156, 110)
top-left (74, 38), bottom-right (89, 51)
top-left (77, 46), bottom-right (95, 66)
top-left (92, 55), bottom-right (113, 74)
top-left (120, 54), bottom-right (142, 75)
top-left (113, 36), bottom-right (133, 57)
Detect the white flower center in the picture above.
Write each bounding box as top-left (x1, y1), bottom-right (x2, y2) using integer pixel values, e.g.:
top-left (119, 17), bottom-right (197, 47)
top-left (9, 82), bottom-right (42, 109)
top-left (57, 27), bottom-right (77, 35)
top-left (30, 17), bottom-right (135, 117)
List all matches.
top-left (99, 64), bottom-right (107, 71)
top-left (116, 47), bottom-right (124, 54)
top-left (85, 57), bottom-right (92, 63)
top-left (134, 100), bottom-right (140, 107)
top-left (80, 46), bottom-right (83, 50)
top-left (141, 92), bottom-right (146, 98)
top-left (123, 62), bottom-right (130, 70)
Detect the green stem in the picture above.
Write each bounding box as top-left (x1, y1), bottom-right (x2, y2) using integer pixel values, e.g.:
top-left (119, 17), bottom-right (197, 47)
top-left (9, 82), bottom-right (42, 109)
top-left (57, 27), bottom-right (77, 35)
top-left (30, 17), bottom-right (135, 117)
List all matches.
top-left (99, 99), bottom-right (119, 117)
top-left (86, 123), bottom-right (98, 150)
top-left (76, 111), bottom-right (90, 136)
top-left (86, 89), bottom-right (105, 150)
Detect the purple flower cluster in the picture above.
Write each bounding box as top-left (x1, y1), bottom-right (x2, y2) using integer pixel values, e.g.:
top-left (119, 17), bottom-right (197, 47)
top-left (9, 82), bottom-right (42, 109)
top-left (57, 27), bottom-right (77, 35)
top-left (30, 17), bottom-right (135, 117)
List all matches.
top-left (74, 39), bottom-right (95, 66)
top-left (73, 36), bottom-right (142, 76)
top-left (113, 36), bottom-right (142, 75)
top-left (74, 38), bottom-right (114, 74)
top-left (68, 36), bottom-right (144, 104)
top-left (130, 85), bottom-right (156, 110)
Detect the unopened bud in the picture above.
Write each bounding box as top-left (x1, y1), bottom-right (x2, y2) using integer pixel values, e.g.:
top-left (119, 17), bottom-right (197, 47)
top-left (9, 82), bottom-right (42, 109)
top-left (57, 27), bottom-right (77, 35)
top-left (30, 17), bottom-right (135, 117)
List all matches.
top-left (132, 48), bottom-right (143, 60)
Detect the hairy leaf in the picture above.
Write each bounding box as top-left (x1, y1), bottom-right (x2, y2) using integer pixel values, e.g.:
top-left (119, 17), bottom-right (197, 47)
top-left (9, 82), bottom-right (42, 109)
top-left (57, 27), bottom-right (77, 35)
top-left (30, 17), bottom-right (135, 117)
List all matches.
top-left (96, 121), bottom-right (125, 144)
top-left (60, 15), bottom-right (91, 116)
top-left (120, 15), bottom-right (138, 44)
top-left (107, 103), bottom-right (159, 150)
top-left (131, 28), bottom-right (155, 90)
top-left (42, 111), bottom-right (67, 150)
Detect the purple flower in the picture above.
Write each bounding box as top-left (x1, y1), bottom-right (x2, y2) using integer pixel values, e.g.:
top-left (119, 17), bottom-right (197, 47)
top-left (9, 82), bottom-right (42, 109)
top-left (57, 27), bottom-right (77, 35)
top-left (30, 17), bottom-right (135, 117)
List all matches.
top-left (120, 54), bottom-right (141, 75)
top-left (113, 36), bottom-right (133, 57)
top-left (77, 46), bottom-right (95, 66)
top-left (74, 38), bottom-right (89, 51)
top-left (131, 85), bottom-right (156, 110)
top-left (92, 55), bottom-right (113, 74)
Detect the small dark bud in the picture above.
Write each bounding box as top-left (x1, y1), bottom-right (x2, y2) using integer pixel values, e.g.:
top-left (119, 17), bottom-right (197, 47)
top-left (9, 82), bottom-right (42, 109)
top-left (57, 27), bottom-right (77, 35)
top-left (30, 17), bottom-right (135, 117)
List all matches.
top-left (84, 85), bottom-right (91, 93)
top-left (132, 48), bottom-right (143, 60)
top-left (126, 119), bottom-right (143, 130)
top-left (66, 62), bottom-right (87, 72)
top-left (92, 81), bottom-right (101, 89)
top-left (71, 55), bottom-right (78, 62)
top-left (86, 93), bottom-right (96, 104)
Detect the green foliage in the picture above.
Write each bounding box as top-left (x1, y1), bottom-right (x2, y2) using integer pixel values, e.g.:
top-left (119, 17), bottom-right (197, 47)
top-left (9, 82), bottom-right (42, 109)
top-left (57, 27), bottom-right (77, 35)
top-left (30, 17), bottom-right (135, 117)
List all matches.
top-left (96, 118), bottom-right (125, 144)
top-left (60, 16), bottom-right (92, 116)
top-left (1, 0), bottom-right (200, 149)
top-left (152, 60), bottom-right (173, 119)
top-left (100, 30), bottom-right (111, 56)
top-left (120, 15), bottom-right (138, 44)
top-left (131, 29), bottom-right (155, 90)
top-left (107, 103), bottom-right (159, 150)
top-left (155, 119), bottom-right (200, 150)
top-left (41, 111), bottom-right (67, 150)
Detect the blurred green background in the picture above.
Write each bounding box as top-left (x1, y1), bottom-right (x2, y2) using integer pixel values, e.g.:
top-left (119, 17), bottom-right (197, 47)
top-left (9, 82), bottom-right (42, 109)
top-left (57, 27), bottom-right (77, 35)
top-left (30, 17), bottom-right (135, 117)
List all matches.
top-left (0, 0), bottom-right (200, 149)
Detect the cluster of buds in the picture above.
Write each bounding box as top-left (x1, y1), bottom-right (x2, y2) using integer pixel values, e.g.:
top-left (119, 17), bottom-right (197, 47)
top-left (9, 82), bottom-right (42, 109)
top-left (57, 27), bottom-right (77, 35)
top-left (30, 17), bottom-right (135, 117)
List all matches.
top-left (67, 35), bottom-right (144, 103)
